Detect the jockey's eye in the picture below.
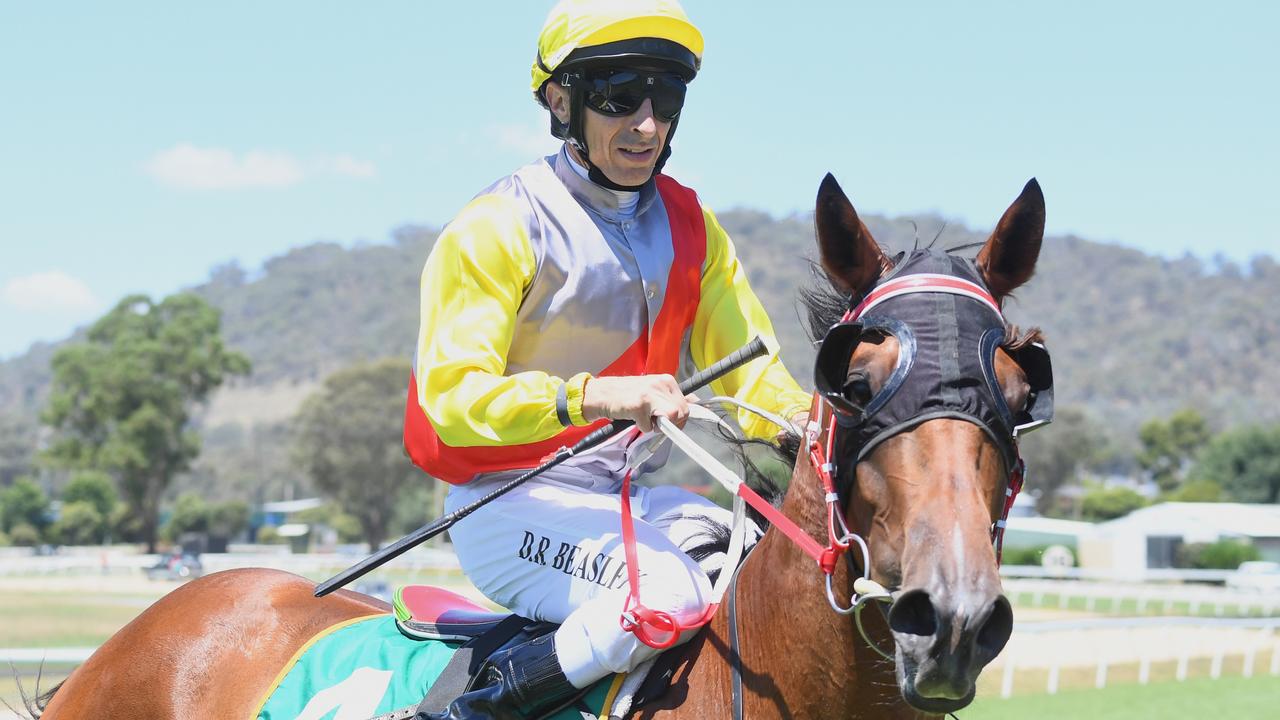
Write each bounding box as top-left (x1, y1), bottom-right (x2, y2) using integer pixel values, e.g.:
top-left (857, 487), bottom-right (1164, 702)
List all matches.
top-left (842, 373), bottom-right (873, 408)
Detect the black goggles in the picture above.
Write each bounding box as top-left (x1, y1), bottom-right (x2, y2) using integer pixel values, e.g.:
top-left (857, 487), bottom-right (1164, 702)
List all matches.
top-left (813, 320), bottom-right (914, 422)
top-left (567, 69), bottom-right (688, 121)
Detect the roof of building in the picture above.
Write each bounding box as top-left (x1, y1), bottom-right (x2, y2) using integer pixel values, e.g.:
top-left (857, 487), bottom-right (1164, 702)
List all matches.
top-left (1097, 502), bottom-right (1280, 538)
top-left (1006, 515), bottom-right (1097, 537)
top-left (261, 497), bottom-right (325, 514)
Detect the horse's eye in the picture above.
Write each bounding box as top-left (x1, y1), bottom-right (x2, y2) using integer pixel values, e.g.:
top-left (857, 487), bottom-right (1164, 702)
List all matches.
top-left (842, 375), bottom-right (873, 407)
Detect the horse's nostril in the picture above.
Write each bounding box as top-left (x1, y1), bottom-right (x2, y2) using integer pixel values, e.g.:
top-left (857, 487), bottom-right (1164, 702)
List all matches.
top-left (977, 596), bottom-right (1014, 658)
top-left (889, 589), bottom-right (938, 637)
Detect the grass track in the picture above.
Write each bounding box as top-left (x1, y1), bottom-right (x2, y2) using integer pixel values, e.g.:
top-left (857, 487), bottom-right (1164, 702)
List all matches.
top-left (966, 675), bottom-right (1280, 719)
top-left (0, 590), bottom-right (164, 647)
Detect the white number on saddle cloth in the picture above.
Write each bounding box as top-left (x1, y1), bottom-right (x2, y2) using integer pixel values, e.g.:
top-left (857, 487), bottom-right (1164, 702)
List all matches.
top-left (295, 667), bottom-right (393, 720)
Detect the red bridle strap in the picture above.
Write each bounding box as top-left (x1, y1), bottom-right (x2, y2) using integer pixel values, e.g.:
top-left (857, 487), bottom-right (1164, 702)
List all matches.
top-left (617, 408), bottom-right (858, 647)
top-left (618, 464), bottom-right (717, 648)
top-left (992, 456), bottom-right (1025, 565)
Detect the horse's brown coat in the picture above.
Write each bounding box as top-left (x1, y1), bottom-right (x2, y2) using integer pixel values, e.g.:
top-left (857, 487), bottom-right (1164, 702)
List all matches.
top-left (40, 569), bottom-right (388, 718)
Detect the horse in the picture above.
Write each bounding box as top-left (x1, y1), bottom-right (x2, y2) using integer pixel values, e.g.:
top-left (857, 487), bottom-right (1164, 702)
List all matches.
top-left (30, 174), bottom-right (1048, 719)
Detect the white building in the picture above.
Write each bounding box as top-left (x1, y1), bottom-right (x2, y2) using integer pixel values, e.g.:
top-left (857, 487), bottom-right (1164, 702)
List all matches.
top-left (1079, 502), bottom-right (1280, 574)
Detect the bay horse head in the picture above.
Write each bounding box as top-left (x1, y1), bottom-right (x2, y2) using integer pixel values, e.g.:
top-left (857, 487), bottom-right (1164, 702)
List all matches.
top-left (809, 173), bottom-right (1052, 714)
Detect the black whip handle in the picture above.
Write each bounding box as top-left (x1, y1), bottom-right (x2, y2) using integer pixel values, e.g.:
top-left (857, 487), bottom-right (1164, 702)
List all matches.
top-left (314, 335), bottom-right (768, 597)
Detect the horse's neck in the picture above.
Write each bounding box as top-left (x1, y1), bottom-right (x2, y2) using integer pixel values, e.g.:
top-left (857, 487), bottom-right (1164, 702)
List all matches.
top-left (668, 458), bottom-right (913, 719)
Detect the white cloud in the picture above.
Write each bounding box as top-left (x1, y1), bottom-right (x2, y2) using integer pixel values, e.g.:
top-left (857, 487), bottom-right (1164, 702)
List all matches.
top-left (146, 144), bottom-right (304, 189)
top-left (145, 144), bottom-right (378, 189)
top-left (326, 154), bottom-right (377, 179)
top-left (1, 271), bottom-right (100, 315)
top-left (490, 122), bottom-right (560, 158)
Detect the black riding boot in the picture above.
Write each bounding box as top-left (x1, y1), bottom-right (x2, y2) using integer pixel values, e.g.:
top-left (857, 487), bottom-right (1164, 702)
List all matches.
top-left (423, 634), bottom-right (579, 720)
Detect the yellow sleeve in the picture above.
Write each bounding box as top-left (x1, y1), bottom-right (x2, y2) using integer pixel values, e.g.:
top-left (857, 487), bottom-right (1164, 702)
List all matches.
top-left (691, 206), bottom-right (811, 439)
top-left (414, 194), bottom-right (592, 447)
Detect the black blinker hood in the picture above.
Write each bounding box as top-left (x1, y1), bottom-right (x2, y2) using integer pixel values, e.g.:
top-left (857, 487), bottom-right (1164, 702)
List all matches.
top-left (816, 250), bottom-right (1054, 475)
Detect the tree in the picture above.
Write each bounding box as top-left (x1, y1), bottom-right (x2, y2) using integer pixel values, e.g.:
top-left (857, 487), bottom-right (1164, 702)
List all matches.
top-left (1080, 483), bottom-right (1147, 521)
top-left (296, 503), bottom-right (364, 544)
top-left (207, 500), bottom-right (250, 552)
top-left (1177, 540), bottom-right (1261, 570)
top-left (1190, 424), bottom-right (1280, 503)
top-left (51, 501), bottom-right (105, 546)
top-left (165, 493), bottom-right (210, 540)
top-left (0, 413), bottom-right (37, 487)
top-left (293, 358), bottom-right (421, 550)
top-left (42, 293), bottom-right (250, 551)
top-left (1018, 406), bottom-right (1104, 514)
top-left (63, 471), bottom-right (118, 520)
top-left (1138, 409), bottom-right (1211, 492)
top-left (0, 477), bottom-right (50, 535)
top-left (1164, 478), bottom-right (1224, 502)
top-left (57, 471), bottom-right (118, 545)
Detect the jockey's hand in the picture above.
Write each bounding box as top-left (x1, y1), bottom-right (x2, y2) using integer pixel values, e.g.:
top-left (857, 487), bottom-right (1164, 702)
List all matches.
top-left (784, 411), bottom-right (811, 443)
top-left (582, 374), bottom-right (694, 432)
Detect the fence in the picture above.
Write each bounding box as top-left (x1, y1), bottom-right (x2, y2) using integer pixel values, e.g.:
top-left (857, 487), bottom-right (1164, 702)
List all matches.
top-left (0, 547), bottom-right (461, 578)
top-left (1003, 577), bottom-right (1280, 618)
top-left (992, 616), bottom-right (1280, 698)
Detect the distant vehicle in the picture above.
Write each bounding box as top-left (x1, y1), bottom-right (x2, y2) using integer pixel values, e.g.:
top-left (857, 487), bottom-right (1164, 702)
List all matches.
top-left (1225, 561), bottom-right (1280, 593)
top-left (355, 580), bottom-right (391, 603)
top-left (146, 551), bottom-right (204, 581)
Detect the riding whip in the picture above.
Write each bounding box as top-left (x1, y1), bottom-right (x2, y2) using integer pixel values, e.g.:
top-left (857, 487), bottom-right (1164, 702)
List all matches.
top-left (314, 336), bottom-right (769, 597)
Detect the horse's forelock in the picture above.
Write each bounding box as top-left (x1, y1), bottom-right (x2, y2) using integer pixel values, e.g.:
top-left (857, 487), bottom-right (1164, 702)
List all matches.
top-left (800, 260), bottom-right (855, 341)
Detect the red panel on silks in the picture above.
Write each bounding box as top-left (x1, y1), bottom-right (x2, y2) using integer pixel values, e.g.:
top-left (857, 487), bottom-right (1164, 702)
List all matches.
top-left (403, 175), bottom-right (707, 485)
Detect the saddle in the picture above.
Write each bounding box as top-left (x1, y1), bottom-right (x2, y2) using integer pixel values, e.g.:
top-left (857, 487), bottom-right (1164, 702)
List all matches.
top-left (393, 585), bottom-right (681, 718)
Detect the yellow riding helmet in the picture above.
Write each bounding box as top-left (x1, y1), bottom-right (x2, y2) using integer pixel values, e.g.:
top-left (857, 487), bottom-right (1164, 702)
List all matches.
top-left (531, 0), bottom-right (704, 97)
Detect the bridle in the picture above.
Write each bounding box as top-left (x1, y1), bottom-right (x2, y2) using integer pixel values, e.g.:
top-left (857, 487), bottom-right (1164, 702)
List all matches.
top-left (617, 256), bottom-right (1050, 662)
top-left (801, 263), bottom-right (1046, 656)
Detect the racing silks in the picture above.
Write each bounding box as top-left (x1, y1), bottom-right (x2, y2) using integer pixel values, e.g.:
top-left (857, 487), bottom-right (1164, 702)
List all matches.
top-left (404, 148), bottom-right (809, 484)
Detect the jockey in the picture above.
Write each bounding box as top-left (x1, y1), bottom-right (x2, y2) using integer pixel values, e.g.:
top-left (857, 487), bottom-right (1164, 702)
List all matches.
top-left (404, 1), bottom-right (810, 717)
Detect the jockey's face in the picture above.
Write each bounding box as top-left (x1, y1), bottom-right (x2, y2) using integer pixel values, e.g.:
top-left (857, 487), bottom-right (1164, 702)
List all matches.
top-left (546, 82), bottom-right (672, 187)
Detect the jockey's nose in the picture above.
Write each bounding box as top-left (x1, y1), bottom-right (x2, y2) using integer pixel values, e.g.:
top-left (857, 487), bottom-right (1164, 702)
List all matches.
top-left (889, 588), bottom-right (1013, 700)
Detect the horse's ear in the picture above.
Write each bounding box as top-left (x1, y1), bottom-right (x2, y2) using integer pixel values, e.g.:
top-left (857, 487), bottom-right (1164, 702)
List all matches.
top-left (977, 178), bottom-right (1045, 302)
top-left (816, 173), bottom-right (886, 295)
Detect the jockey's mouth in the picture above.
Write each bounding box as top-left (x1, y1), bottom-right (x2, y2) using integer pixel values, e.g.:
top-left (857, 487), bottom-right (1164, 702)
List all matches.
top-left (618, 146), bottom-right (658, 162)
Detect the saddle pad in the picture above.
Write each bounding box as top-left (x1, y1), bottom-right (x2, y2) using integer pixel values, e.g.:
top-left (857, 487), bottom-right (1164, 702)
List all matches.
top-left (253, 615), bottom-right (618, 720)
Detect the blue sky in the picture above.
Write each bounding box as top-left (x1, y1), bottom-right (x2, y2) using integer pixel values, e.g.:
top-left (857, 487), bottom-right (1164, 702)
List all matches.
top-left (1, 1), bottom-right (1276, 359)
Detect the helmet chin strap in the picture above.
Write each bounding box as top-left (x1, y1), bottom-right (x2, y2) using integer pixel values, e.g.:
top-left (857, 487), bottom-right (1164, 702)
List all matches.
top-left (563, 83), bottom-right (680, 191)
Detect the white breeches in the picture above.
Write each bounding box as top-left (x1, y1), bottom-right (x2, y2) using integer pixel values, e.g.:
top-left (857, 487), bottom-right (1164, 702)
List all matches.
top-left (445, 463), bottom-right (745, 689)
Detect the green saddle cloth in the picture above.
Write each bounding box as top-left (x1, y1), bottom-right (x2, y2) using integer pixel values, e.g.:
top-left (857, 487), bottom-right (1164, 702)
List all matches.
top-left (254, 615), bottom-right (616, 720)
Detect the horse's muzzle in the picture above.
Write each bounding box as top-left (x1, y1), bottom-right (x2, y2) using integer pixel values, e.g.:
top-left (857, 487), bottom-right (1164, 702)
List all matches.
top-left (888, 588), bottom-right (1014, 711)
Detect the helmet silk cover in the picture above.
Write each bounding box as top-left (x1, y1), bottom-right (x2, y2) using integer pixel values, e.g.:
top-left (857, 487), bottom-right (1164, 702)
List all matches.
top-left (532, 0), bottom-right (703, 93)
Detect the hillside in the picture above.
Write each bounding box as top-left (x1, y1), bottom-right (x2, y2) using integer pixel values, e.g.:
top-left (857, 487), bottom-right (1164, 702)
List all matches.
top-left (2, 208), bottom-right (1278, 498)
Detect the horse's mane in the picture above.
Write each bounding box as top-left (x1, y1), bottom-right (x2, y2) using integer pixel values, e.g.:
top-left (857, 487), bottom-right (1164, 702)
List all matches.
top-left (687, 243), bottom-right (1043, 580)
top-left (684, 429), bottom-right (799, 584)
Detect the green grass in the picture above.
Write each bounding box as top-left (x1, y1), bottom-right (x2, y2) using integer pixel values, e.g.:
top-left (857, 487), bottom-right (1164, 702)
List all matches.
top-left (0, 570), bottom-right (482, 649)
top-left (966, 675), bottom-right (1280, 719)
top-left (0, 590), bottom-right (164, 647)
